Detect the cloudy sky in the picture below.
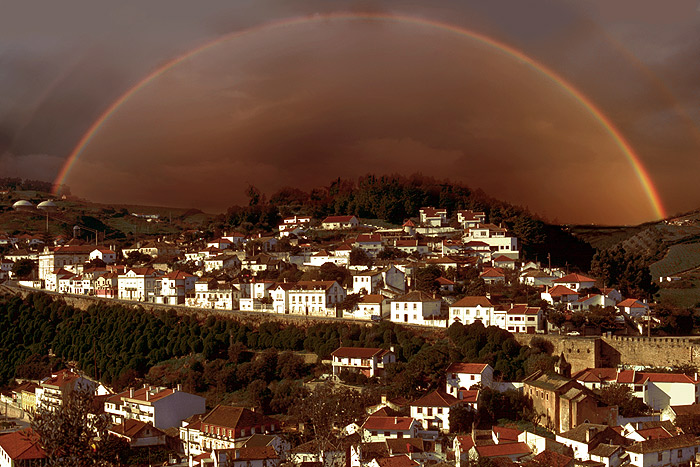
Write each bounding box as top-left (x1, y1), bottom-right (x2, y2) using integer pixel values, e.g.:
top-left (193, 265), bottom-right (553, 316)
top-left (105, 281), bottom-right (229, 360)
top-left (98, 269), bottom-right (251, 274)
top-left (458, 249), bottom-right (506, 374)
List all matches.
top-left (1, 0), bottom-right (699, 225)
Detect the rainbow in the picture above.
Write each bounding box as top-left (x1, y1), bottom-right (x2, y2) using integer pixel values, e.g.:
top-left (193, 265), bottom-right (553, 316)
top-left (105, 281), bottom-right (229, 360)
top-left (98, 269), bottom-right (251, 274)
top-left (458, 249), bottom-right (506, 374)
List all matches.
top-left (53, 12), bottom-right (667, 219)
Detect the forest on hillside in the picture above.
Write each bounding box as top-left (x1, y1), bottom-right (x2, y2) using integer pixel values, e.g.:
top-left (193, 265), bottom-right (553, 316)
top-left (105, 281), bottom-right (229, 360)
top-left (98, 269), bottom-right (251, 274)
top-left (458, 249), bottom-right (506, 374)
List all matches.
top-left (0, 292), bottom-right (557, 412)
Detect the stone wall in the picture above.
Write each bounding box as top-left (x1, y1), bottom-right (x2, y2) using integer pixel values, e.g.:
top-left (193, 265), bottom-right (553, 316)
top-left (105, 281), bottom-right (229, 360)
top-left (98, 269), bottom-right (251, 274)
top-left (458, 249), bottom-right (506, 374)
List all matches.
top-left (514, 334), bottom-right (599, 374)
top-left (600, 335), bottom-right (700, 369)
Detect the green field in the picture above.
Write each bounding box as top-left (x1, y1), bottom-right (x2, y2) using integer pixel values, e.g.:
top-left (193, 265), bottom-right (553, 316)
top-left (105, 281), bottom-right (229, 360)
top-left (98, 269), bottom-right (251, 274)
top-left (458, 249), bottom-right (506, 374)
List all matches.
top-left (651, 243), bottom-right (700, 279)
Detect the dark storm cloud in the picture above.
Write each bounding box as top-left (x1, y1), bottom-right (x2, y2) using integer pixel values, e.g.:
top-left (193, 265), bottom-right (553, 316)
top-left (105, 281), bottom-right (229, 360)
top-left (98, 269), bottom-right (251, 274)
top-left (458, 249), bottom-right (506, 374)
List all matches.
top-left (1, 0), bottom-right (699, 223)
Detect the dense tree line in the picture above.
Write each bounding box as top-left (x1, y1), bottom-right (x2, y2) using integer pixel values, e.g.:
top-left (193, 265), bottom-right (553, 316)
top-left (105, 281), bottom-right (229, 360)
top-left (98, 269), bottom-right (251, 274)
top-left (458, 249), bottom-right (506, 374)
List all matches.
top-left (0, 293), bottom-right (557, 413)
top-left (590, 245), bottom-right (659, 299)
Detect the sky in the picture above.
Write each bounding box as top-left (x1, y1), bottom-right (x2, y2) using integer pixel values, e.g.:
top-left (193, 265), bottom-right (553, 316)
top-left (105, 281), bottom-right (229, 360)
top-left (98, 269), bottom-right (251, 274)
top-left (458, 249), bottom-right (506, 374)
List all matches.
top-left (1, 0), bottom-right (699, 225)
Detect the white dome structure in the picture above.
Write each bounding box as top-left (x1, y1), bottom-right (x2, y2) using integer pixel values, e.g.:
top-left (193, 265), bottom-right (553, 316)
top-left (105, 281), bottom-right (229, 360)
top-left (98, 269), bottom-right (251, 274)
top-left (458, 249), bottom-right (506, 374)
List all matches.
top-left (37, 200), bottom-right (58, 211)
top-left (12, 200), bottom-right (35, 211)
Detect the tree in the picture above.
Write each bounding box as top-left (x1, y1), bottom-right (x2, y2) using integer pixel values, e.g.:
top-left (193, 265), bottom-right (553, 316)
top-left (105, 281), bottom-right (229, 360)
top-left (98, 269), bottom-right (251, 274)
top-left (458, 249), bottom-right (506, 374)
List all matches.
top-left (31, 386), bottom-right (122, 466)
top-left (449, 404), bottom-right (475, 433)
top-left (415, 265), bottom-right (442, 294)
top-left (12, 258), bottom-right (36, 279)
top-left (597, 383), bottom-right (650, 417)
top-left (349, 248), bottom-right (371, 266)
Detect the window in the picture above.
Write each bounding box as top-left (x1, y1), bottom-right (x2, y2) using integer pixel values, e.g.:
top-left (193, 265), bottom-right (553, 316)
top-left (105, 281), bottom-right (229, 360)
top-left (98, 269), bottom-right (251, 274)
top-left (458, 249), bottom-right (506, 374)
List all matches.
top-left (678, 449), bottom-right (682, 458)
top-left (372, 431), bottom-right (377, 436)
top-left (427, 408), bottom-right (433, 416)
top-left (384, 432), bottom-right (390, 437)
top-left (658, 453), bottom-right (663, 462)
top-left (417, 408), bottom-right (422, 414)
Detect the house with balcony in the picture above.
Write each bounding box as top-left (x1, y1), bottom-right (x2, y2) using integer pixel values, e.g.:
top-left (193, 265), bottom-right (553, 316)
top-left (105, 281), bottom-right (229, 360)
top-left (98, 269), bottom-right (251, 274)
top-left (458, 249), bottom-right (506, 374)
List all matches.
top-left (331, 347), bottom-right (395, 378)
top-left (198, 405), bottom-right (280, 453)
top-left (104, 386), bottom-right (205, 430)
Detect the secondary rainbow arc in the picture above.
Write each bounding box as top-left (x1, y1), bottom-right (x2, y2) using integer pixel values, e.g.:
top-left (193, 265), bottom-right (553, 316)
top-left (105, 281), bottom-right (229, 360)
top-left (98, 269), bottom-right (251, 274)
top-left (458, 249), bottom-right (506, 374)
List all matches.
top-left (53, 12), bottom-right (667, 220)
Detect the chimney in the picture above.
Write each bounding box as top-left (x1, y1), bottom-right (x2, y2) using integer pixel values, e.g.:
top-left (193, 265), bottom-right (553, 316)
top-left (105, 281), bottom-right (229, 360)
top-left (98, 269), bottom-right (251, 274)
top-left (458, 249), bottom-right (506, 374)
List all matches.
top-left (381, 394), bottom-right (387, 404)
top-left (586, 427), bottom-right (595, 442)
top-left (394, 417), bottom-right (398, 425)
top-left (146, 391), bottom-right (150, 401)
top-left (177, 383), bottom-right (182, 392)
top-left (129, 388), bottom-right (134, 398)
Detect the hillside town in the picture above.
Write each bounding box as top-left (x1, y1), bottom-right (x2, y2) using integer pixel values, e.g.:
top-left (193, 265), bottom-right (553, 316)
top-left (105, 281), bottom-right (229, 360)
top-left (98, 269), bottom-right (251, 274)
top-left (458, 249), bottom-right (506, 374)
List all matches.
top-left (1, 206), bottom-right (651, 334)
top-left (1, 203), bottom-right (696, 467)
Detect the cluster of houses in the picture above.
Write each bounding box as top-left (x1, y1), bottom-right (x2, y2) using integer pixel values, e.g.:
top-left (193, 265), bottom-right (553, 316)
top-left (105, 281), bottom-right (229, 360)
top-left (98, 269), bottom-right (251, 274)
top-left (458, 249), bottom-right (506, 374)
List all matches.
top-left (4, 349), bottom-right (700, 467)
top-left (1, 206), bottom-right (652, 334)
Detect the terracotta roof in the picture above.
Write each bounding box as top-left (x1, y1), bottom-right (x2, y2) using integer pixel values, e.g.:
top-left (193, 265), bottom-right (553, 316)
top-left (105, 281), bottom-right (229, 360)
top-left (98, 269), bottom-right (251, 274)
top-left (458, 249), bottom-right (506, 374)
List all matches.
top-left (395, 290), bottom-right (440, 302)
top-left (617, 298), bottom-right (647, 308)
top-left (164, 270), bottom-right (194, 280)
top-left (385, 438), bottom-right (424, 454)
top-left (626, 434), bottom-right (700, 454)
top-left (363, 416), bottom-right (416, 431)
top-left (109, 387), bottom-right (176, 404)
top-left (459, 389), bottom-right (479, 403)
top-left (402, 220), bottom-right (416, 227)
top-left (493, 426), bottom-right (522, 441)
top-left (322, 215), bottom-right (356, 223)
top-left (217, 446), bottom-right (278, 460)
top-left (455, 435), bottom-right (474, 451)
top-left (376, 455), bottom-right (419, 467)
top-left (436, 277), bottom-right (455, 285)
top-left (554, 273), bottom-right (595, 284)
top-left (110, 419), bottom-right (163, 438)
top-left (445, 362), bottom-right (488, 374)
top-left (547, 285), bottom-right (579, 297)
top-left (0, 429), bottom-right (45, 460)
top-left (528, 450), bottom-right (574, 467)
top-left (635, 427), bottom-right (673, 440)
top-left (480, 267), bottom-right (505, 278)
top-left (670, 404), bottom-right (700, 416)
top-left (360, 294), bottom-right (385, 304)
top-left (451, 296), bottom-right (494, 308)
top-left (507, 305), bottom-right (540, 315)
top-left (356, 234), bottom-right (381, 243)
top-left (202, 405), bottom-right (278, 431)
top-left (410, 389), bottom-right (461, 408)
top-left (332, 347), bottom-right (390, 359)
top-left (474, 442), bottom-right (531, 458)
top-left (492, 255), bottom-right (516, 263)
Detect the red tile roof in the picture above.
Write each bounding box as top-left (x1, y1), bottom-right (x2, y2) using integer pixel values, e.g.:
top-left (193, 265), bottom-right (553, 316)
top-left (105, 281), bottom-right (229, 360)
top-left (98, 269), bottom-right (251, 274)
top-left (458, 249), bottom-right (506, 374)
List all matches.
top-left (0, 429), bottom-right (45, 461)
top-left (507, 305), bottom-right (540, 315)
top-left (363, 416), bottom-right (416, 431)
top-left (455, 435), bottom-right (474, 451)
top-left (322, 215), bottom-right (356, 223)
top-left (445, 362), bottom-right (489, 374)
top-left (474, 442), bottom-right (531, 458)
top-left (554, 273), bottom-right (595, 284)
top-left (410, 390), bottom-right (461, 408)
top-left (617, 298), bottom-right (647, 308)
top-left (451, 296), bottom-right (494, 308)
top-left (547, 285), bottom-right (578, 297)
top-left (493, 426), bottom-right (523, 442)
top-left (202, 405), bottom-right (278, 431)
top-left (360, 295), bottom-right (385, 304)
top-left (332, 347), bottom-right (390, 359)
top-left (375, 455), bottom-right (419, 467)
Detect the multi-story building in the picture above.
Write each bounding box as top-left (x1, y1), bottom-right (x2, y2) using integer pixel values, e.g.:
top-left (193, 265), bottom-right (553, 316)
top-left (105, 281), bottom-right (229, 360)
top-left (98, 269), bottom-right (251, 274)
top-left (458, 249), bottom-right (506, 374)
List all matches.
top-left (36, 369), bottom-right (96, 411)
top-left (38, 245), bottom-right (93, 280)
top-left (449, 296), bottom-right (495, 326)
top-left (321, 215), bottom-right (359, 230)
top-left (198, 406), bottom-right (280, 452)
top-left (445, 363), bottom-right (494, 395)
top-left (331, 347), bottom-right (395, 378)
top-left (419, 207), bottom-right (447, 227)
top-left (409, 390), bottom-right (464, 433)
top-left (156, 270), bottom-right (196, 305)
top-left (352, 266), bottom-right (405, 295)
top-left (463, 224), bottom-right (519, 258)
top-left (105, 386), bottom-right (205, 430)
top-left (362, 416), bottom-right (420, 442)
top-left (117, 267), bottom-right (159, 302)
top-left (186, 279), bottom-right (239, 310)
top-left (283, 281), bottom-right (346, 316)
top-left (389, 291), bottom-right (444, 326)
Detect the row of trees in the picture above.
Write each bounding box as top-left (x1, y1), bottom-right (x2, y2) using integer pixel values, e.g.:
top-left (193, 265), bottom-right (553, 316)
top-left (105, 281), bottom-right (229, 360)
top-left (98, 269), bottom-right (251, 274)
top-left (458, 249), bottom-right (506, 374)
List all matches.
top-left (0, 292), bottom-right (554, 404)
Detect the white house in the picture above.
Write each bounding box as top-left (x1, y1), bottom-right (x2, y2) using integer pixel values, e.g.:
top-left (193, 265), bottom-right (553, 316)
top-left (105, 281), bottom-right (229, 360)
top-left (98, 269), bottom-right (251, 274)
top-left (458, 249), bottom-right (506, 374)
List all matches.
top-left (463, 224), bottom-right (519, 258)
top-left (553, 273), bottom-right (596, 292)
top-left (321, 215), bottom-right (359, 230)
top-left (157, 270), bottom-right (196, 305)
top-left (409, 390), bottom-right (464, 433)
top-left (362, 416), bottom-right (420, 442)
top-left (445, 362), bottom-right (494, 394)
top-left (198, 405), bottom-right (280, 452)
top-left (352, 266), bottom-right (405, 295)
top-left (90, 247), bottom-right (117, 264)
top-left (344, 294), bottom-right (388, 321)
top-left (389, 291), bottom-right (444, 327)
top-left (394, 240), bottom-right (429, 256)
top-left (505, 304), bottom-right (543, 334)
top-left (617, 299), bottom-right (650, 318)
top-left (457, 210), bottom-right (486, 229)
top-left (449, 296), bottom-right (495, 326)
top-left (283, 280), bottom-right (346, 316)
top-left (419, 207), bottom-right (447, 227)
top-left (104, 386), bottom-right (205, 430)
top-left (625, 434), bottom-right (700, 467)
top-left (186, 279), bottom-right (239, 310)
top-left (118, 267), bottom-right (160, 302)
top-left (305, 250), bottom-right (349, 267)
top-left (353, 234), bottom-right (384, 257)
top-left (38, 245), bottom-right (93, 280)
top-left (331, 347), bottom-right (395, 378)
top-left (541, 285), bottom-right (579, 306)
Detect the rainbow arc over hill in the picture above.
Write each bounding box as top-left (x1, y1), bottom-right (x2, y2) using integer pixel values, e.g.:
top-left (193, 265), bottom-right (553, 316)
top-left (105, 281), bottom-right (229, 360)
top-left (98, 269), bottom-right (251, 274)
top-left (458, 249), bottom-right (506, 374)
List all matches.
top-left (53, 12), bottom-right (667, 220)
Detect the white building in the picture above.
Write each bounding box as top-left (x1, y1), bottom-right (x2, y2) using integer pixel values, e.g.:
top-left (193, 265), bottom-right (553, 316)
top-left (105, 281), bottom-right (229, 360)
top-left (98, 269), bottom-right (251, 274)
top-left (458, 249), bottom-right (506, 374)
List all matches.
top-left (449, 296), bottom-right (495, 326)
top-left (118, 267), bottom-right (160, 302)
top-left (463, 224), bottom-right (519, 258)
top-left (198, 405), bottom-right (280, 452)
top-left (625, 434), bottom-right (700, 467)
top-left (38, 245), bottom-right (93, 280)
top-left (105, 386), bottom-right (205, 430)
top-left (321, 215), bottom-right (359, 230)
top-left (419, 207), bottom-right (447, 227)
top-left (362, 416), bottom-right (420, 442)
top-left (186, 279), bottom-right (239, 310)
top-left (352, 266), bottom-right (405, 295)
top-left (156, 270), bottom-right (196, 305)
top-left (457, 210), bottom-right (486, 229)
top-left (90, 247), bottom-right (117, 264)
top-left (390, 291), bottom-right (444, 327)
top-left (283, 280), bottom-right (346, 316)
top-left (445, 362), bottom-right (494, 395)
top-left (343, 294), bottom-right (388, 321)
top-left (331, 347), bottom-right (395, 378)
top-left (553, 273), bottom-right (596, 292)
top-left (505, 305), bottom-right (543, 334)
top-left (409, 390), bottom-right (465, 433)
